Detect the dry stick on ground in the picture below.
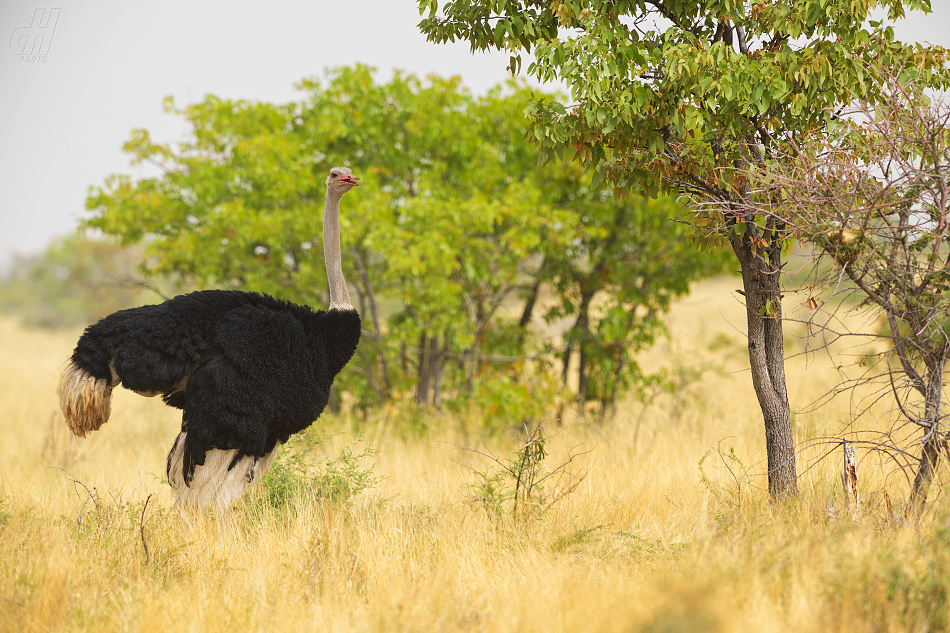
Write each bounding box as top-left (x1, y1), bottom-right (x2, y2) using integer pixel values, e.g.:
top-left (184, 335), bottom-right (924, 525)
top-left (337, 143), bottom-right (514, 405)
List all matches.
top-left (842, 440), bottom-right (859, 518)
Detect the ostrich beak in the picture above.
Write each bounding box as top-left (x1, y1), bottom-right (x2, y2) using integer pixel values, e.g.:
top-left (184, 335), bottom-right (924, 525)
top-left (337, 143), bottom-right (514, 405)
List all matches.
top-left (337, 175), bottom-right (360, 186)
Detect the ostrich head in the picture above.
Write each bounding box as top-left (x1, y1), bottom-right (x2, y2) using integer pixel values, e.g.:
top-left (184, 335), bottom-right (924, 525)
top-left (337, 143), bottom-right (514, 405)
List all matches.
top-left (326, 167), bottom-right (359, 196)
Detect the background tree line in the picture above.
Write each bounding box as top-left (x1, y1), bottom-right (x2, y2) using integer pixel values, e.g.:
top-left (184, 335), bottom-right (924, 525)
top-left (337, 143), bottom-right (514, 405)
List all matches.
top-left (0, 237), bottom-right (166, 329)
top-left (0, 66), bottom-right (730, 426)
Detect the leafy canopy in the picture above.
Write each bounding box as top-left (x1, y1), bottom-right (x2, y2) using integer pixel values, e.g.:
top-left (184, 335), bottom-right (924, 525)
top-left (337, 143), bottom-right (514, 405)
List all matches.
top-left (84, 65), bottom-right (727, 418)
top-left (419, 0), bottom-right (949, 206)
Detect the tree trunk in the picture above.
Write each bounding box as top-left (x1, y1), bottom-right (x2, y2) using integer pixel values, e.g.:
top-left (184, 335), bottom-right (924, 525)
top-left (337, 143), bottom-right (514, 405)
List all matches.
top-left (908, 437), bottom-right (944, 512)
top-left (328, 386), bottom-right (341, 415)
top-left (562, 343), bottom-right (572, 387)
top-left (577, 341), bottom-right (588, 417)
top-left (356, 343), bottom-right (383, 405)
top-left (352, 248), bottom-right (390, 399)
top-left (430, 334), bottom-right (444, 409)
top-left (416, 332), bottom-right (430, 405)
top-left (604, 346), bottom-right (625, 422)
top-left (908, 358), bottom-right (946, 512)
top-left (603, 308), bottom-right (638, 422)
top-left (575, 292), bottom-right (594, 418)
top-left (465, 345), bottom-right (477, 396)
top-left (732, 234), bottom-right (798, 499)
top-left (518, 274), bottom-right (543, 345)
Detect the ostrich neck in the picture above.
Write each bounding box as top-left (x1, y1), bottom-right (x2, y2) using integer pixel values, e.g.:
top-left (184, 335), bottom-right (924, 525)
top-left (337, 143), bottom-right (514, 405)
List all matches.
top-left (324, 192), bottom-right (352, 311)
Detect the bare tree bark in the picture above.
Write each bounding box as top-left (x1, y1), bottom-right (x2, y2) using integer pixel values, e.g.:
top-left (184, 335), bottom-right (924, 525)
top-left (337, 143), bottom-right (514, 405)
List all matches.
top-left (356, 343), bottom-right (383, 405)
top-left (519, 281), bottom-right (541, 329)
top-left (602, 308), bottom-right (639, 421)
top-left (602, 348), bottom-right (624, 421)
top-left (908, 358), bottom-right (946, 512)
top-left (415, 333), bottom-right (444, 408)
top-left (430, 334), bottom-right (444, 409)
top-left (732, 232), bottom-right (798, 499)
top-left (907, 437), bottom-right (945, 512)
top-left (416, 332), bottom-right (430, 405)
top-left (352, 247), bottom-right (390, 399)
top-left (577, 341), bottom-right (588, 417)
top-left (562, 342), bottom-right (572, 387)
top-left (573, 290), bottom-right (595, 417)
top-left (465, 345), bottom-right (477, 396)
top-left (328, 386), bottom-right (342, 415)
top-left (518, 264), bottom-right (544, 345)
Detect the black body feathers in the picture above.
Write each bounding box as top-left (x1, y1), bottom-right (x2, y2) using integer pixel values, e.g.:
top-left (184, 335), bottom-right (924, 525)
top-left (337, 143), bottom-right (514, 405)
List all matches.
top-left (70, 289), bottom-right (361, 482)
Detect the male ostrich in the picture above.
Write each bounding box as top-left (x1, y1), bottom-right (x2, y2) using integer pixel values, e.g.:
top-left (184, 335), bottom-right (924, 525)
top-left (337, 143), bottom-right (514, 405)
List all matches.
top-left (59, 167), bottom-right (362, 513)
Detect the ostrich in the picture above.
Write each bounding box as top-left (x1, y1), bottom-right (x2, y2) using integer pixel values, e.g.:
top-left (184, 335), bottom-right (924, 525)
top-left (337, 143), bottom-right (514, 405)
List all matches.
top-left (59, 167), bottom-right (362, 514)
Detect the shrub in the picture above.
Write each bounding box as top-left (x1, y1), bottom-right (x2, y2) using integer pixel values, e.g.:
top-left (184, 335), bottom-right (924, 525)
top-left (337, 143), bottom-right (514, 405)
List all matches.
top-left (256, 428), bottom-right (380, 510)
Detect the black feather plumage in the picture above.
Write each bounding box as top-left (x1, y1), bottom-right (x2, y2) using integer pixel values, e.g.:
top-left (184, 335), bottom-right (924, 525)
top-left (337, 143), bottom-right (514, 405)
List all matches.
top-left (70, 289), bottom-right (361, 482)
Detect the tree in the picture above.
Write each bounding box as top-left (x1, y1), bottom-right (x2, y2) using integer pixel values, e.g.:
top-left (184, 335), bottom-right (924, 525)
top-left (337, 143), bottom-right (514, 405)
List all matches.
top-left (0, 236), bottom-right (158, 328)
top-left (538, 188), bottom-right (719, 418)
top-left (417, 0), bottom-right (950, 497)
top-left (86, 67), bottom-right (556, 411)
top-left (752, 67), bottom-right (950, 512)
top-left (84, 65), bottom-right (727, 423)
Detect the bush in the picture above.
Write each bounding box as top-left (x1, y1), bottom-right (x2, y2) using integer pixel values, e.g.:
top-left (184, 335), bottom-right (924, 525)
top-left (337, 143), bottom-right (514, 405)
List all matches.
top-left (256, 428), bottom-right (380, 510)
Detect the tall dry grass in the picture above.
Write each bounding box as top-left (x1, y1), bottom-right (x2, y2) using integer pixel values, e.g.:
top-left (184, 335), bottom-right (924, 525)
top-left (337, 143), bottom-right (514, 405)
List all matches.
top-left (1, 277), bottom-right (947, 633)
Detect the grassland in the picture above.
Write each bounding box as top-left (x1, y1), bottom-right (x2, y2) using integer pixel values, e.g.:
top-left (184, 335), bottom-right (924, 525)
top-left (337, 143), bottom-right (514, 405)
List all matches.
top-left (1, 276), bottom-right (947, 632)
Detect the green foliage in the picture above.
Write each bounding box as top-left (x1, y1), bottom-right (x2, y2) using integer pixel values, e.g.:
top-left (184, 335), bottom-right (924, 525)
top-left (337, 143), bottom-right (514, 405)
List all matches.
top-left (539, 190), bottom-right (729, 414)
top-left (419, 0), bottom-right (949, 205)
top-left (468, 466), bottom-right (515, 518)
top-left (451, 371), bottom-right (561, 430)
top-left (418, 0), bottom-right (950, 500)
top-left (256, 428), bottom-right (380, 510)
top-left (84, 65), bottom-right (727, 425)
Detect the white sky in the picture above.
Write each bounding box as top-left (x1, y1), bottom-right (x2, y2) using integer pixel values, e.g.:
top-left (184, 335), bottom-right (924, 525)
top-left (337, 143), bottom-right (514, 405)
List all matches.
top-left (1, 1), bottom-right (948, 270)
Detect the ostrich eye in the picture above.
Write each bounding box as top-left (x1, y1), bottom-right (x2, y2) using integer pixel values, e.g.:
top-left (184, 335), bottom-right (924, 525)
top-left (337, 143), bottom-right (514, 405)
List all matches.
top-left (330, 172), bottom-right (338, 178)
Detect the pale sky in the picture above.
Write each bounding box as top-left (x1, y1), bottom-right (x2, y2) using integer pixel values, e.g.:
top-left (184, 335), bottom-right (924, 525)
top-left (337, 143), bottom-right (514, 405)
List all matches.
top-left (1, 1), bottom-right (948, 271)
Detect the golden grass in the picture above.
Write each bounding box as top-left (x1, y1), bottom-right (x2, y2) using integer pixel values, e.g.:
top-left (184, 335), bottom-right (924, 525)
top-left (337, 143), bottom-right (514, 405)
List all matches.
top-left (1, 277), bottom-right (947, 633)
